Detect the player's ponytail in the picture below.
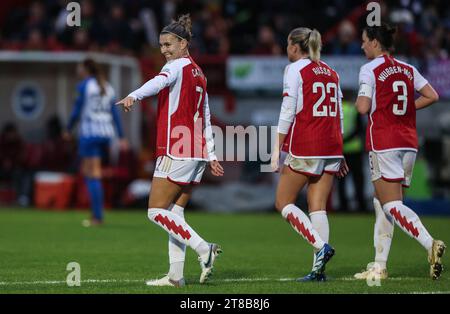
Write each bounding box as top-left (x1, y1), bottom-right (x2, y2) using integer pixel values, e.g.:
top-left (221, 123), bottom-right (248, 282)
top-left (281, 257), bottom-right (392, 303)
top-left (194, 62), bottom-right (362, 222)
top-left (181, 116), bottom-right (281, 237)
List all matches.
top-left (289, 27), bottom-right (322, 63)
top-left (308, 29), bottom-right (322, 63)
top-left (83, 58), bottom-right (106, 96)
top-left (161, 14), bottom-right (193, 42)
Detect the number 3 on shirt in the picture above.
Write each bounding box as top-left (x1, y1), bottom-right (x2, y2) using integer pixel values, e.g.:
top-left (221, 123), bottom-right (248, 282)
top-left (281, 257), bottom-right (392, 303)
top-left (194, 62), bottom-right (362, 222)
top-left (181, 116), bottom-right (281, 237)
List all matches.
top-left (312, 82), bottom-right (338, 117)
top-left (194, 86), bottom-right (203, 122)
top-left (392, 80), bottom-right (407, 116)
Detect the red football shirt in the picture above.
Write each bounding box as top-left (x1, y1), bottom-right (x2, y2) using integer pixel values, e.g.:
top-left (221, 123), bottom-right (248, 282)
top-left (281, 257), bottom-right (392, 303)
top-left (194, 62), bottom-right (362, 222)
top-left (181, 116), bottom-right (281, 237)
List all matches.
top-left (359, 54), bottom-right (428, 152)
top-left (156, 57), bottom-right (209, 160)
top-left (282, 59), bottom-right (343, 158)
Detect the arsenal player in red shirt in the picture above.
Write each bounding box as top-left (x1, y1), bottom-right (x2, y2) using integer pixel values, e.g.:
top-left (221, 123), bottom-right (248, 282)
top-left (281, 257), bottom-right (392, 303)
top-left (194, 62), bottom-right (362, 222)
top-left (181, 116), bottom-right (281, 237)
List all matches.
top-left (117, 14), bottom-right (224, 287)
top-left (271, 27), bottom-right (348, 282)
top-left (353, 23), bottom-right (445, 281)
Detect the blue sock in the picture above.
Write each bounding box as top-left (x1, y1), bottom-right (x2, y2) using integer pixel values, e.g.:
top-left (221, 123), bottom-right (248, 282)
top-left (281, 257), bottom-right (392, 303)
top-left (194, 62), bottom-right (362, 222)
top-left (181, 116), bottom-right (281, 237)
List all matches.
top-left (85, 177), bottom-right (104, 221)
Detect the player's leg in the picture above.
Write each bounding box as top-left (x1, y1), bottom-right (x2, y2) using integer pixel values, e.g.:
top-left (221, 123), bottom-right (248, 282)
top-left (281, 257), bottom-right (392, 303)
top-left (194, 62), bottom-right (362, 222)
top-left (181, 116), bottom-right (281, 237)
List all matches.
top-left (372, 196), bottom-right (393, 275)
top-left (375, 179), bottom-right (446, 279)
top-left (354, 194), bottom-right (393, 280)
top-left (354, 151), bottom-right (392, 279)
top-left (299, 171), bottom-right (336, 280)
top-left (79, 138), bottom-right (109, 226)
top-left (276, 165), bottom-right (331, 281)
top-left (166, 188), bottom-right (192, 283)
top-left (147, 185), bottom-right (191, 287)
top-left (82, 156), bottom-right (104, 225)
top-left (146, 158), bottom-right (220, 284)
top-left (145, 177), bottom-right (191, 287)
top-left (375, 179), bottom-right (432, 253)
top-left (307, 172), bottom-right (334, 243)
top-left (148, 177), bottom-right (211, 255)
top-left (275, 165), bottom-right (327, 251)
top-left (375, 151), bottom-right (445, 279)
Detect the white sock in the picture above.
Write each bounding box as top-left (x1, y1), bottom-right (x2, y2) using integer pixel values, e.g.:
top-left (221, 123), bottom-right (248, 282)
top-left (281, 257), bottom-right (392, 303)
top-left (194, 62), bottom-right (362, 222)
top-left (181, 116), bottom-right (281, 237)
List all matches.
top-left (373, 198), bottom-right (393, 269)
top-left (310, 210), bottom-right (329, 243)
top-left (383, 201), bottom-right (433, 251)
top-left (310, 210), bottom-right (329, 267)
top-left (281, 204), bottom-right (325, 250)
top-left (148, 208), bottom-right (207, 254)
top-left (168, 204), bottom-right (186, 280)
top-left (196, 242), bottom-right (211, 263)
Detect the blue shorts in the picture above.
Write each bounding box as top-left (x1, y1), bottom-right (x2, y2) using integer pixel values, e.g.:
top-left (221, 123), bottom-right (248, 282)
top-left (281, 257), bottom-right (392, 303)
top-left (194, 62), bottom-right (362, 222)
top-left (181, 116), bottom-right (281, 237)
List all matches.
top-left (78, 137), bottom-right (110, 158)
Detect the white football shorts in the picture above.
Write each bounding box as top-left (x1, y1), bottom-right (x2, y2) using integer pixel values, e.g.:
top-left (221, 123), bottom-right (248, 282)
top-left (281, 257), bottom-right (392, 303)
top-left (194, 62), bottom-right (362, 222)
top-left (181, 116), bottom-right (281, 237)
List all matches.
top-left (368, 150), bottom-right (416, 187)
top-left (153, 155), bottom-right (207, 185)
top-left (284, 154), bottom-right (342, 176)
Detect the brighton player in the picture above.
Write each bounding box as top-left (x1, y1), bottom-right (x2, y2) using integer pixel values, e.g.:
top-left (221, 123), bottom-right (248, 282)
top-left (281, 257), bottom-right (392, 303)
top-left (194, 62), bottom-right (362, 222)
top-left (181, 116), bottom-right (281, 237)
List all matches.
top-left (65, 58), bottom-right (127, 226)
top-left (271, 27), bottom-right (348, 281)
top-left (353, 23), bottom-right (445, 280)
top-left (116, 15), bottom-right (224, 287)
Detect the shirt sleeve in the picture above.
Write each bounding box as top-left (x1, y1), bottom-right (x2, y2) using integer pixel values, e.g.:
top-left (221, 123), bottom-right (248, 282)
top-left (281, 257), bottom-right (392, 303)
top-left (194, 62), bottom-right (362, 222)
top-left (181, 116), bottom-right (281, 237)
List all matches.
top-left (128, 60), bottom-right (180, 100)
top-left (67, 80), bottom-right (87, 131)
top-left (282, 64), bottom-right (300, 99)
top-left (203, 93), bottom-right (217, 161)
top-left (358, 64), bottom-right (375, 96)
top-left (110, 98), bottom-right (124, 138)
top-left (277, 96), bottom-right (297, 134)
top-left (412, 66), bottom-right (428, 91)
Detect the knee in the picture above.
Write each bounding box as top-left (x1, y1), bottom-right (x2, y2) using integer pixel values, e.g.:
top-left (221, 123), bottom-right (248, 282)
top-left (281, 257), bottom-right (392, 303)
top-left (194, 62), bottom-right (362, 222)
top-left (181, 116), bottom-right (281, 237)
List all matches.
top-left (82, 165), bottom-right (94, 178)
top-left (275, 199), bottom-right (287, 213)
top-left (381, 200), bottom-right (402, 216)
top-left (90, 164), bottom-right (102, 178)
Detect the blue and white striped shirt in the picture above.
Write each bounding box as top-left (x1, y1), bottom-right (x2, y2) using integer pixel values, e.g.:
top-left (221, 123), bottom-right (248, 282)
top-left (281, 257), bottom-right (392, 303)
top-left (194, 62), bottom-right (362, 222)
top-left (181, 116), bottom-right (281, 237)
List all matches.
top-left (67, 77), bottom-right (123, 139)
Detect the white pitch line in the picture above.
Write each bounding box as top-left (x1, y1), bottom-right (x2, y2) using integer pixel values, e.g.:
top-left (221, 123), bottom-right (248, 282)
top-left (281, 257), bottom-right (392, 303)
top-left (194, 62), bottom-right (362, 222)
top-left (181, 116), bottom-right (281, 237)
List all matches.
top-left (221, 277), bottom-right (294, 282)
top-left (0, 278), bottom-right (291, 286)
top-left (391, 291), bottom-right (450, 294)
top-left (0, 276), bottom-right (448, 287)
top-left (340, 277), bottom-right (426, 281)
top-left (0, 279), bottom-right (144, 286)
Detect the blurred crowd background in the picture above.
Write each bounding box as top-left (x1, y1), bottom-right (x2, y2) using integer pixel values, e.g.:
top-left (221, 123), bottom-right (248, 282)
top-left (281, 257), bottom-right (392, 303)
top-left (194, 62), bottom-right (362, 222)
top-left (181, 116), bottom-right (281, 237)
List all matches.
top-left (1, 0), bottom-right (450, 213)
top-left (1, 0), bottom-right (450, 59)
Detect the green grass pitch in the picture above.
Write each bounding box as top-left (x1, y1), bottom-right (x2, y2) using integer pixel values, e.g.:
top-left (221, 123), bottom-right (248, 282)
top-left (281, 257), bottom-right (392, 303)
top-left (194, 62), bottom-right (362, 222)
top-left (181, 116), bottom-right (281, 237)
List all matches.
top-left (0, 208), bottom-right (449, 294)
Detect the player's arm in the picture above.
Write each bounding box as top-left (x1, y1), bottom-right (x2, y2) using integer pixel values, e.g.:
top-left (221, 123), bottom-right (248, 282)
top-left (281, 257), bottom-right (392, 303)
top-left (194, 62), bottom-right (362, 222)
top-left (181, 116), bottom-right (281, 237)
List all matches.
top-left (204, 92), bottom-right (217, 161)
top-left (272, 95), bottom-right (296, 172)
top-left (204, 93), bottom-right (224, 177)
top-left (355, 95), bottom-right (371, 114)
top-left (65, 80), bottom-right (87, 137)
top-left (412, 66), bottom-right (439, 110)
top-left (116, 75), bottom-right (171, 112)
top-left (110, 99), bottom-right (128, 150)
top-left (116, 62), bottom-right (178, 112)
top-left (336, 82), bottom-right (349, 178)
top-left (111, 98), bottom-right (124, 138)
top-left (415, 84), bottom-right (439, 110)
top-left (355, 65), bottom-right (374, 115)
top-left (276, 96), bottom-right (296, 148)
top-left (272, 64), bottom-right (299, 172)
